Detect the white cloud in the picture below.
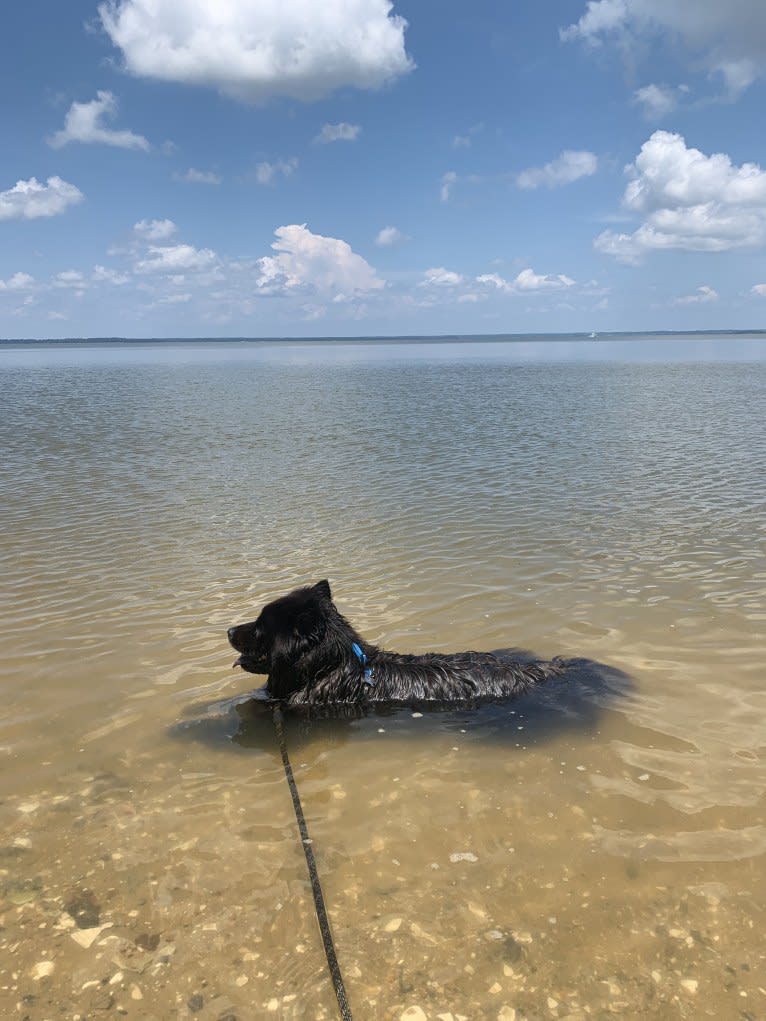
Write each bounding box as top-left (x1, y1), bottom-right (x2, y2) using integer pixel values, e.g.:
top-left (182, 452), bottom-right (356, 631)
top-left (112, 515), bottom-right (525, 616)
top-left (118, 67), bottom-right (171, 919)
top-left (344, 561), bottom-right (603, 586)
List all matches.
top-left (99, 0), bottom-right (413, 103)
top-left (315, 122), bottom-right (361, 144)
top-left (133, 218), bottom-right (178, 241)
top-left (416, 266), bottom-right (576, 306)
top-left (516, 150), bottom-right (598, 189)
top-left (147, 292), bottom-right (193, 308)
top-left (301, 304), bottom-right (327, 321)
top-left (135, 244), bottom-right (218, 274)
top-left (50, 270), bottom-right (88, 299)
top-left (255, 158), bottom-right (298, 185)
top-left (92, 265), bottom-right (130, 284)
top-left (716, 58), bottom-right (759, 95)
top-left (53, 270), bottom-right (87, 289)
top-left (421, 267), bottom-right (464, 287)
top-left (477, 269), bottom-right (575, 293)
top-left (561, 0), bottom-right (629, 41)
top-left (48, 91), bottom-right (150, 151)
top-left (594, 131), bottom-right (766, 261)
top-left (11, 296), bottom-right (36, 317)
top-left (673, 285), bottom-right (719, 305)
top-left (256, 224), bottom-right (384, 296)
top-left (375, 225), bottom-right (408, 246)
top-left (452, 123), bottom-right (484, 148)
top-left (750, 283), bottom-right (766, 296)
top-left (0, 272), bottom-right (35, 291)
top-left (475, 272), bottom-right (510, 292)
top-left (0, 176), bottom-right (84, 221)
top-left (562, 0), bottom-right (766, 96)
top-left (440, 171), bottom-right (457, 202)
top-left (633, 83), bottom-right (686, 120)
top-left (515, 268), bottom-right (576, 290)
top-left (175, 168), bottom-right (222, 185)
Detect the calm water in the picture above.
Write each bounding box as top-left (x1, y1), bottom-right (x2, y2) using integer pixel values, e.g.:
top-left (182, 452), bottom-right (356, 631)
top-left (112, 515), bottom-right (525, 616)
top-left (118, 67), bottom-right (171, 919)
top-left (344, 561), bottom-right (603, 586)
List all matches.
top-left (1, 335), bottom-right (765, 1021)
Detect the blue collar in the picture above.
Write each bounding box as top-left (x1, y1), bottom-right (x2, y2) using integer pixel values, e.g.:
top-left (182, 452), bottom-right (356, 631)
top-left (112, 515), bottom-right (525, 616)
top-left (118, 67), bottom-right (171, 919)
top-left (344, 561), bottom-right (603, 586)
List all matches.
top-left (351, 642), bottom-right (375, 685)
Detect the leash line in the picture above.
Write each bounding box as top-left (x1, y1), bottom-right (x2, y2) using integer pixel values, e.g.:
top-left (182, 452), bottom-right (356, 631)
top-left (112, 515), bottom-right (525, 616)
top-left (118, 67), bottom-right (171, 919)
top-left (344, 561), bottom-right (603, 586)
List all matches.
top-left (273, 707), bottom-right (354, 1021)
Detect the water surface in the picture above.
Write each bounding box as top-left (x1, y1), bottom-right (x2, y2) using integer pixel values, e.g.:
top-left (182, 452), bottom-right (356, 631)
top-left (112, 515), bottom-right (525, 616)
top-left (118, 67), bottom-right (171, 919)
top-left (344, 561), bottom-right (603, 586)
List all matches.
top-left (1, 336), bottom-right (764, 1020)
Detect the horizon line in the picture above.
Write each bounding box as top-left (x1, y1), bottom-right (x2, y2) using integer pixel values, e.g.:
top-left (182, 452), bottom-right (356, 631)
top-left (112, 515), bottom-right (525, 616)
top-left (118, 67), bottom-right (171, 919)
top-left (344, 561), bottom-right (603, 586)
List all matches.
top-left (3, 328), bottom-right (766, 345)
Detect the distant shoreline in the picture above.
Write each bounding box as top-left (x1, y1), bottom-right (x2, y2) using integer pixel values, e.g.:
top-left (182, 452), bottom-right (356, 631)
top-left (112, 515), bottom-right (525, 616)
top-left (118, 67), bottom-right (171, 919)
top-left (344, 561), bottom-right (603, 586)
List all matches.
top-left (2, 329), bottom-right (766, 346)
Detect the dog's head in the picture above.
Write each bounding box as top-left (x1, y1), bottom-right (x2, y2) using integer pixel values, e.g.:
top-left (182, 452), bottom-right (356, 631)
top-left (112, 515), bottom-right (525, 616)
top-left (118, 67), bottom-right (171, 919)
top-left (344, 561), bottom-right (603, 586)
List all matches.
top-left (228, 580), bottom-right (335, 697)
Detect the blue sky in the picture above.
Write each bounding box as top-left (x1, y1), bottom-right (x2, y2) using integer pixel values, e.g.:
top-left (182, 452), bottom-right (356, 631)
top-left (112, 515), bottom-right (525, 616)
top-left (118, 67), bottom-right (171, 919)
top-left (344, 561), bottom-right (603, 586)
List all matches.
top-left (2, 0), bottom-right (766, 338)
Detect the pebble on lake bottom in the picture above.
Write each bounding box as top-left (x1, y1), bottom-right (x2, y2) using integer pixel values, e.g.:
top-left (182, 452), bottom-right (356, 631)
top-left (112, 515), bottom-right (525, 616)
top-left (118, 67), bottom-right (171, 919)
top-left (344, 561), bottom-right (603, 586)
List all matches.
top-left (400, 1007), bottom-right (428, 1021)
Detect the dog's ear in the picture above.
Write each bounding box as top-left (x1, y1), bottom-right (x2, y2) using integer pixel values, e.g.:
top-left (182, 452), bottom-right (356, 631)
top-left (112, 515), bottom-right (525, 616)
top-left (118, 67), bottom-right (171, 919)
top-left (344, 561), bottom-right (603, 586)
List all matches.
top-left (270, 601), bottom-right (324, 673)
top-left (313, 579), bottom-right (332, 601)
top-left (295, 606), bottom-right (320, 638)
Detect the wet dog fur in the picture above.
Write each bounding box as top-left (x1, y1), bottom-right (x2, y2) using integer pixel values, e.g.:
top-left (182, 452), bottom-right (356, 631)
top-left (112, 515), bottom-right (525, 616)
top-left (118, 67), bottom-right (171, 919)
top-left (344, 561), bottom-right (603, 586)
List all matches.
top-left (228, 580), bottom-right (570, 710)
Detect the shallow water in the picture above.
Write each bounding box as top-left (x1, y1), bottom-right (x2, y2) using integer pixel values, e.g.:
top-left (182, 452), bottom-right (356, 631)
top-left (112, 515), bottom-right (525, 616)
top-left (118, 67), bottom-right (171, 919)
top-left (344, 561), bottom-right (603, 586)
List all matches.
top-left (1, 336), bottom-right (765, 1021)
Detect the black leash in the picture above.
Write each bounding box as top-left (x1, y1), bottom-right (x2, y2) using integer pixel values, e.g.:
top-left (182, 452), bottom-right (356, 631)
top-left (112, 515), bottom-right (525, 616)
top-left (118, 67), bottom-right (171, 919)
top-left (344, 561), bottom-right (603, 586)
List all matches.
top-left (273, 707), bottom-right (354, 1021)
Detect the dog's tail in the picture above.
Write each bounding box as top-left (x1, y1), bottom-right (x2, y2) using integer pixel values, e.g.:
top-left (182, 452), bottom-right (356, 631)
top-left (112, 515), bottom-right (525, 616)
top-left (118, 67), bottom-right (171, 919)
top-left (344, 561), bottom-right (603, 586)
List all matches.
top-left (492, 648), bottom-right (572, 683)
top-left (542, 655), bottom-right (571, 677)
top-left (527, 656), bottom-right (579, 689)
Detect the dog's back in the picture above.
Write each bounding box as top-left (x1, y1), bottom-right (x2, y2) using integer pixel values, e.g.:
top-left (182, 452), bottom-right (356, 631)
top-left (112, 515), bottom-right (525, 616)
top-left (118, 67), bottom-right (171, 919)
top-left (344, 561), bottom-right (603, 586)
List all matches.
top-left (229, 581), bottom-right (569, 710)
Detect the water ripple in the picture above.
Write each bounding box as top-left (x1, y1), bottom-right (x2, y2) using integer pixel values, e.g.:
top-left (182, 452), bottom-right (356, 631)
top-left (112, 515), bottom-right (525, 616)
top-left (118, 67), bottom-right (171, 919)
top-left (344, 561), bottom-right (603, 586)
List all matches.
top-left (1, 342), bottom-right (765, 1016)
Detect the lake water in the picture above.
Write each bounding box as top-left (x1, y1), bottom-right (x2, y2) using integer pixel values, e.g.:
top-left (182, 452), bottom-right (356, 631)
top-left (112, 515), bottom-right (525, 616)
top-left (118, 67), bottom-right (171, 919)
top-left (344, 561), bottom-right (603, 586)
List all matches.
top-left (1, 335), bottom-right (765, 1021)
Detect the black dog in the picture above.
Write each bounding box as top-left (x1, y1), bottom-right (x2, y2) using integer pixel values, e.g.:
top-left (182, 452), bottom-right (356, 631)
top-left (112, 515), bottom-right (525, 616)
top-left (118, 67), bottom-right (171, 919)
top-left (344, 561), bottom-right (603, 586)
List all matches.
top-left (228, 580), bottom-right (570, 709)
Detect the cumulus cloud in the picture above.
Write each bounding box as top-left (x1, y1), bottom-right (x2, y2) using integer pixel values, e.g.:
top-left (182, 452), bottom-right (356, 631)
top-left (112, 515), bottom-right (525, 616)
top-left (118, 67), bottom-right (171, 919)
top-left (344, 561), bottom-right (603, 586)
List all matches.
top-left (48, 91), bottom-right (149, 150)
top-left (673, 285), bottom-right (719, 305)
top-left (562, 0), bottom-right (766, 96)
top-left (633, 83), bottom-right (687, 120)
top-left (594, 130), bottom-right (766, 261)
top-left (53, 270), bottom-right (87, 290)
top-left (255, 158), bottom-right (298, 185)
top-left (561, 0), bottom-right (629, 41)
top-left (0, 272), bottom-right (35, 291)
top-left (416, 265), bottom-right (576, 305)
top-left (440, 171), bottom-right (457, 202)
top-left (477, 269), bottom-right (575, 293)
top-left (0, 176), bottom-right (84, 221)
top-left (315, 122), bottom-right (361, 144)
top-left (256, 224), bottom-right (384, 296)
top-left (474, 272), bottom-right (510, 292)
top-left (134, 244), bottom-right (218, 275)
top-left (750, 283), bottom-right (766, 296)
top-left (92, 265), bottom-right (130, 284)
top-left (421, 267), bottom-right (464, 287)
top-left (99, 0), bottom-right (413, 103)
top-left (174, 168), bottom-right (222, 185)
top-left (375, 226), bottom-right (408, 246)
top-left (516, 150), bottom-right (598, 189)
top-left (516, 268), bottom-right (576, 290)
top-left (133, 218), bottom-right (178, 241)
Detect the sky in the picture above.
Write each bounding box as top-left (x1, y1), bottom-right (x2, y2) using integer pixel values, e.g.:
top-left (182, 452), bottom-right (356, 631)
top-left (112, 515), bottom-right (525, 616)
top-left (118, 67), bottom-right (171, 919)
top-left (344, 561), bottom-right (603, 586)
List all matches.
top-left (2, 0), bottom-right (766, 338)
